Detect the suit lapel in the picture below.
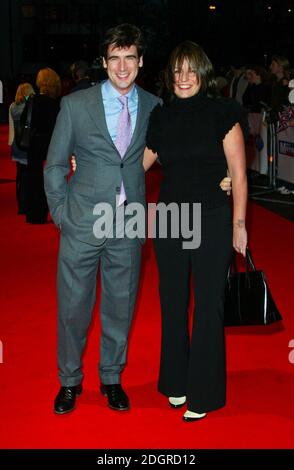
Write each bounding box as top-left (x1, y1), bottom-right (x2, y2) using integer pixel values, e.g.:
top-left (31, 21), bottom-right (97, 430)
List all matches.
top-left (85, 84), bottom-right (117, 151)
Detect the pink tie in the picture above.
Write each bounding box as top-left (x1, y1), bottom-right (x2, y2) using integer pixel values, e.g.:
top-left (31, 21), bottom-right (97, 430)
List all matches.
top-left (115, 95), bottom-right (132, 205)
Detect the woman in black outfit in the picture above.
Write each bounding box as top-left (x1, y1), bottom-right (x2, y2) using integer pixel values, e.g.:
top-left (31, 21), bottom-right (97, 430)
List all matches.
top-left (144, 41), bottom-right (248, 421)
top-left (26, 67), bottom-right (61, 224)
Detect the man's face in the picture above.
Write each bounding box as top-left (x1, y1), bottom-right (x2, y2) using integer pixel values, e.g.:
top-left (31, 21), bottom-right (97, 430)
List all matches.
top-left (103, 45), bottom-right (143, 94)
top-left (245, 69), bottom-right (256, 84)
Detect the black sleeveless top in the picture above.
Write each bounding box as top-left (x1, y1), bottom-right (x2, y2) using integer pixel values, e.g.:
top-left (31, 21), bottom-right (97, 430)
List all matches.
top-left (146, 93), bottom-right (249, 209)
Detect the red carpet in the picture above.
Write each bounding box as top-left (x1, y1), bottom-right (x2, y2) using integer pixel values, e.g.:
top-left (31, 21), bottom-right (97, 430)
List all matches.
top-left (0, 124), bottom-right (294, 449)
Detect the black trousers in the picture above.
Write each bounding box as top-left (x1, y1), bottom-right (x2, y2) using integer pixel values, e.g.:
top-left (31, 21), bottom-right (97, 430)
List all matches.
top-left (26, 137), bottom-right (49, 224)
top-left (16, 162), bottom-right (28, 214)
top-left (154, 204), bottom-right (233, 413)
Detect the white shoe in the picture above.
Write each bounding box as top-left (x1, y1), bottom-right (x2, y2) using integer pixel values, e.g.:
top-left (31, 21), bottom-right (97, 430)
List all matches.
top-left (168, 396), bottom-right (186, 408)
top-left (183, 410), bottom-right (207, 421)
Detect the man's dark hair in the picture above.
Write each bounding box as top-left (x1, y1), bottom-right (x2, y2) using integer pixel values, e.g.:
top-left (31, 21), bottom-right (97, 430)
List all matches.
top-left (102, 23), bottom-right (144, 59)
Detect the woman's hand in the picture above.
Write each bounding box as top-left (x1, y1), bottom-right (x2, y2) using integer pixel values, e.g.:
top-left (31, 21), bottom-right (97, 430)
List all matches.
top-left (233, 222), bottom-right (247, 257)
top-left (71, 155), bottom-right (77, 172)
top-left (143, 147), bottom-right (158, 171)
top-left (219, 176), bottom-right (232, 195)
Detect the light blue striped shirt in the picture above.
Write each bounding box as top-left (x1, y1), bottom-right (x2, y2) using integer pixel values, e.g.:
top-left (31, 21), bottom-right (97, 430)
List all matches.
top-left (101, 79), bottom-right (138, 143)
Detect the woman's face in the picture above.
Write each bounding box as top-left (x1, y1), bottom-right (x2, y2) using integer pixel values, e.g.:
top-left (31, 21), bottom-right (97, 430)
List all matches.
top-left (173, 58), bottom-right (201, 98)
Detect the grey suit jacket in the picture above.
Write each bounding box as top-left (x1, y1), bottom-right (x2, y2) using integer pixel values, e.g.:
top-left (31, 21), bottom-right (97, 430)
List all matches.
top-left (44, 83), bottom-right (161, 246)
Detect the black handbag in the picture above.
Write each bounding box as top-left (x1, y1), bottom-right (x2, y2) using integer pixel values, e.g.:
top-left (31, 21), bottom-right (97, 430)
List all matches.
top-left (15, 96), bottom-right (34, 151)
top-left (224, 248), bottom-right (282, 326)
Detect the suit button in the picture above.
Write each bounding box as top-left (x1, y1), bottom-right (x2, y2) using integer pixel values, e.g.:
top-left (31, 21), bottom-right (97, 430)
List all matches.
top-left (116, 186), bottom-right (120, 192)
top-left (120, 163), bottom-right (124, 168)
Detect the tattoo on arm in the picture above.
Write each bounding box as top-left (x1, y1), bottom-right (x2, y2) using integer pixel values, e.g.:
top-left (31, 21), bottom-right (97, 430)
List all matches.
top-left (234, 219), bottom-right (245, 228)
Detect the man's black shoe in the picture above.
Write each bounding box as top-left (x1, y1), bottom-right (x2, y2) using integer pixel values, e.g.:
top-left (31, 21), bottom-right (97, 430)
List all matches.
top-left (54, 384), bottom-right (82, 415)
top-left (100, 384), bottom-right (130, 411)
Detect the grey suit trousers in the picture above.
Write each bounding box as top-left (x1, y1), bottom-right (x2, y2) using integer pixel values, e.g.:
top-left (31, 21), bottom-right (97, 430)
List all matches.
top-left (57, 216), bottom-right (141, 387)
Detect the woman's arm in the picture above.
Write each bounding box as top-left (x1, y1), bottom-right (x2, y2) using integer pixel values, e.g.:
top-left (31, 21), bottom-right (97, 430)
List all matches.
top-left (223, 123), bottom-right (248, 256)
top-left (71, 147), bottom-right (159, 174)
top-left (143, 146), bottom-right (158, 172)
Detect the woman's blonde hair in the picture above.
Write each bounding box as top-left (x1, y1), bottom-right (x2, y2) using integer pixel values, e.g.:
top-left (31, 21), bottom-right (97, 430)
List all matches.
top-left (36, 67), bottom-right (61, 99)
top-left (15, 82), bottom-right (35, 104)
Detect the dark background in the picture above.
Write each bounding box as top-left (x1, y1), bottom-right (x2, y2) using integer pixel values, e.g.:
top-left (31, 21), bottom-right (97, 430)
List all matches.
top-left (1, 0), bottom-right (294, 81)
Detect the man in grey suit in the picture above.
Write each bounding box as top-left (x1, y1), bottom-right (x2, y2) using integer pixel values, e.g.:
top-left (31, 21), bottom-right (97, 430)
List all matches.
top-left (44, 24), bottom-right (161, 414)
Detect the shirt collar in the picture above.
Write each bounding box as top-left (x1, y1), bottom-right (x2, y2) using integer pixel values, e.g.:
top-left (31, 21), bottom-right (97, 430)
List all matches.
top-left (103, 79), bottom-right (137, 102)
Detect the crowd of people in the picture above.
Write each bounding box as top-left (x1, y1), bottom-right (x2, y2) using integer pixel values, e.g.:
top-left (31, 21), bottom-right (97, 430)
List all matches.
top-left (7, 62), bottom-right (95, 223)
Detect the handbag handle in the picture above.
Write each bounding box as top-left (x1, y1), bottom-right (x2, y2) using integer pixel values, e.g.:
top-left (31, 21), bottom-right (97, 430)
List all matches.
top-left (24, 96), bottom-right (34, 130)
top-left (245, 247), bottom-right (256, 272)
top-left (227, 247), bottom-right (256, 280)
